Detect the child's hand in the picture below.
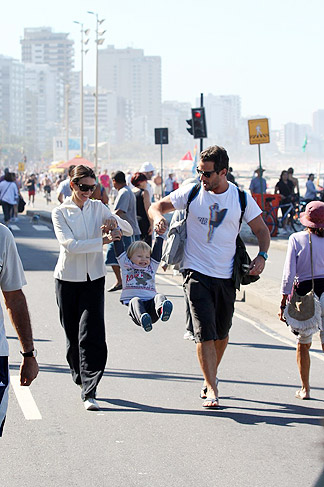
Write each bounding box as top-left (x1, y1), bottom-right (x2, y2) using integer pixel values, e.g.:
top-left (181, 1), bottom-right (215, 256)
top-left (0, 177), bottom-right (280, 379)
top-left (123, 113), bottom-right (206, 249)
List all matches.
top-left (109, 228), bottom-right (122, 241)
top-left (101, 217), bottom-right (117, 234)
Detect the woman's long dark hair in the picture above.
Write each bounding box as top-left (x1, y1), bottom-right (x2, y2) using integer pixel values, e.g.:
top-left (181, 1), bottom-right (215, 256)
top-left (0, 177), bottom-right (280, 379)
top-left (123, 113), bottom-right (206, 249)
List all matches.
top-left (309, 227), bottom-right (324, 238)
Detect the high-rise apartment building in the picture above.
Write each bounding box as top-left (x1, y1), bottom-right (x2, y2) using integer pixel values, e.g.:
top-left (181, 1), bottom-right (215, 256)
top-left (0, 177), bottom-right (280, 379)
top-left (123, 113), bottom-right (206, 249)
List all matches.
top-left (313, 110), bottom-right (324, 138)
top-left (21, 27), bottom-right (74, 81)
top-left (24, 63), bottom-right (58, 152)
top-left (98, 46), bottom-right (161, 142)
top-left (203, 94), bottom-right (241, 148)
top-left (0, 55), bottom-right (25, 137)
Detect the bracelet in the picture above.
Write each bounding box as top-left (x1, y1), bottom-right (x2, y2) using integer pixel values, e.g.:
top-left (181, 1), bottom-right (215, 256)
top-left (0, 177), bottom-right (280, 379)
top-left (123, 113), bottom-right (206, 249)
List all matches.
top-left (280, 305), bottom-right (286, 310)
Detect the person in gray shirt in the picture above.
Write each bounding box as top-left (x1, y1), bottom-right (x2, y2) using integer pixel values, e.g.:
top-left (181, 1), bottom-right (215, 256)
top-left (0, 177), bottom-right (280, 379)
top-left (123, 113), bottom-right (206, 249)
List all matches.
top-left (105, 171), bottom-right (141, 291)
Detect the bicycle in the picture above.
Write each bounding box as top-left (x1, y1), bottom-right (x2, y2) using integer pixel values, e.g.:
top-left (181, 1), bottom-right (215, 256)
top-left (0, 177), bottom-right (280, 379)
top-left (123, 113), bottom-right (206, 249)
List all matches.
top-left (262, 196), bottom-right (303, 237)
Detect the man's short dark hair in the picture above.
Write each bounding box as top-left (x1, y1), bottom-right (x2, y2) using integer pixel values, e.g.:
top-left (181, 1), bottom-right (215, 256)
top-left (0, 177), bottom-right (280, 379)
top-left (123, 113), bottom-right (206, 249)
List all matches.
top-left (111, 171), bottom-right (126, 184)
top-left (200, 146), bottom-right (229, 173)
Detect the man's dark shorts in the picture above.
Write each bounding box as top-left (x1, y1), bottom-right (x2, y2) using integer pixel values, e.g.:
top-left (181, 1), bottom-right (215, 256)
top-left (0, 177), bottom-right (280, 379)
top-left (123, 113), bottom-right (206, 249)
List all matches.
top-left (183, 270), bottom-right (236, 342)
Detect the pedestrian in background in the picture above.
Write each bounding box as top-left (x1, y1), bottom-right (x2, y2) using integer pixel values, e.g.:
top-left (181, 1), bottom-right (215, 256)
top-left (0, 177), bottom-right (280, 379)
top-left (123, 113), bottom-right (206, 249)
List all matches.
top-left (57, 165), bottom-right (75, 203)
top-left (249, 168), bottom-right (267, 194)
top-left (139, 162), bottom-right (155, 201)
top-left (304, 173), bottom-right (318, 203)
top-left (279, 201), bottom-right (324, 400)
top-left (0, 172), bottom-right (18, 227)
top-left (52, 165), bottom-right (132, 411)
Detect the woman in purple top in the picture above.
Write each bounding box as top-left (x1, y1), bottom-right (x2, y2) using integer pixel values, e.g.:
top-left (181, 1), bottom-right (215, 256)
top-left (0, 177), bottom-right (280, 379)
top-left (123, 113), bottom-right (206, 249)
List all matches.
top-left (279, 201), bottom-right (324, 400)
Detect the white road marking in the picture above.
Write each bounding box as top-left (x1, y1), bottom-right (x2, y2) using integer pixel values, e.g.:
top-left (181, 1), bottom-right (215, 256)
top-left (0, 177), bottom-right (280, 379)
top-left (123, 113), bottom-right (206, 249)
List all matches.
top-left (10, 376), bottom-right (42, 420)
top-left (32, 225), bottom-right (50, 231)
top-left (9, 225), bottom-right (20, 231)
top-left (156, 273), bottom-right (324, 362)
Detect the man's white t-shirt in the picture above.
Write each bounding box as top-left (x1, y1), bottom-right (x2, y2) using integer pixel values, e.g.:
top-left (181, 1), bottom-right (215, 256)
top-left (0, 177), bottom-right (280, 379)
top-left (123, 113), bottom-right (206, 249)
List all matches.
top-left (0, 225), bottom-right (27, 356)
top-left (170, 182), bottom-right (261, 278)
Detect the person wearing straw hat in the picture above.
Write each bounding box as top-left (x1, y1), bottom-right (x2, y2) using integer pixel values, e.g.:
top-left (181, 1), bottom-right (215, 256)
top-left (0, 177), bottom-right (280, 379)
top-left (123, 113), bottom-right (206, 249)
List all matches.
top-left (279, 201), bottom-right (324, 400)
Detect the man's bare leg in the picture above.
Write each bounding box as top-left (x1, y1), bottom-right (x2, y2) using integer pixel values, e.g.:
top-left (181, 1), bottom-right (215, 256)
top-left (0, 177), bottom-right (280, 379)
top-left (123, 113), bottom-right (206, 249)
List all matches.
top-left (200, 336), bottom-right (229, 398)
top-left (296, 342), bottom-right (311, 399)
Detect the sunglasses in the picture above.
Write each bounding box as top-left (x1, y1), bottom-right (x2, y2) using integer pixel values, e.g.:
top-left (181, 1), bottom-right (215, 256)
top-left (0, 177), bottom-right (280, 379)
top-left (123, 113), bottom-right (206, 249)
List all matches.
top-left (75, 183), bottom-right (97, 193)
top-left (196, 168), bottom-right (217, 179)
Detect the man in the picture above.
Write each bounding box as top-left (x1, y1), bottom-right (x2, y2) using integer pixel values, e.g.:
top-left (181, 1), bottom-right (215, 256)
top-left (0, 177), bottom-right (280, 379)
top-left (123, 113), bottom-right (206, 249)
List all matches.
top-left (105, 171), bottom-right (140, 291)
top-left (287, 167), bottom-right (299, 196)
top-left (139, 162), bottom-right (155, 201)
top-left (226, 166), bottom-right (237, 186)
top-left (0, 224), bottom-right (39, 435)
top-left (164, 173), bottom-right (175, 196)
top-left (57, 165), bottom-right (75, 203)
top-left (249, 168), bottom-right (267, 194)
top-left (149, 146), bottom-right (270, 408)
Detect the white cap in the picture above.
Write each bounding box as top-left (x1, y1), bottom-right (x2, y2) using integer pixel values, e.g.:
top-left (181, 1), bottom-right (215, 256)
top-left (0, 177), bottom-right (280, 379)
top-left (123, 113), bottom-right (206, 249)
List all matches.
top-left (139, 162), bottom-right (155, 173)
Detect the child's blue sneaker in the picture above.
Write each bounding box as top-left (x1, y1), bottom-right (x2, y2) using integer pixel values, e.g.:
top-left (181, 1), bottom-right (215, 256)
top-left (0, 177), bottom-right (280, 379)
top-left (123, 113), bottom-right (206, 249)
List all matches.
top-left (160, 300), bottom-right (173, 322)
top-left (140, 313), bottom-right (152, 332)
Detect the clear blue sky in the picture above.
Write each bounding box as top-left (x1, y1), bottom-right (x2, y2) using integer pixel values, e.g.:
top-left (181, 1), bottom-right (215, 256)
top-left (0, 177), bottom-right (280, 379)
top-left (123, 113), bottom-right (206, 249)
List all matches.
top-left (2, 0), bottom-right (324, 129)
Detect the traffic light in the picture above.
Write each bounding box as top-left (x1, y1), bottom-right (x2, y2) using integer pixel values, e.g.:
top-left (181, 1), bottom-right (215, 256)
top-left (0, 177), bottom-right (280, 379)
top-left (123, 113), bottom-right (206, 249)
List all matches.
top-left (191, 108), bottom-right (207, 139)
top-left (186, 118), bottom-right (193, 136)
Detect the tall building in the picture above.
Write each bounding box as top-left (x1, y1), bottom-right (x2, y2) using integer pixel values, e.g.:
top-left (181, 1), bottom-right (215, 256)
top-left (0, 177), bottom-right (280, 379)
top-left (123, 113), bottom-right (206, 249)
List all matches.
top-left (283, 122), bottom-right (311, 154)
top-left (0, 55), bottom-right (25, 137)
top-left (24, 63), bottom-right (58, 152)
top-left (313, 110), bottom-right (324, 138)
top-left (21, 27), bottom-right (74, 81)
top-left (162, 100), bottom-right (192, 144)
top-left (203, 94), bottom-right (241, 148)
top-left (98, 46), bottom-right (161, 142)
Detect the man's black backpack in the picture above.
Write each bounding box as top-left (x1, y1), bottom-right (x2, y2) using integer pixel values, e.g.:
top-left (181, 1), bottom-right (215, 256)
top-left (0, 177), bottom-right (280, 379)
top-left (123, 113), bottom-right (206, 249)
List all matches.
top-left (232, 188), bottom-right (260, 290)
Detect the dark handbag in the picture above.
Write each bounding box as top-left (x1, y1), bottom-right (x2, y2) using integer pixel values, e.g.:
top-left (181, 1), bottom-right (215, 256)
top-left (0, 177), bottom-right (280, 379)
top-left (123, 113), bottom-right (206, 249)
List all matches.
top-left (232, 188), bottom-right (260, 290)
top-left (18, 194), bottom-right (26, 213)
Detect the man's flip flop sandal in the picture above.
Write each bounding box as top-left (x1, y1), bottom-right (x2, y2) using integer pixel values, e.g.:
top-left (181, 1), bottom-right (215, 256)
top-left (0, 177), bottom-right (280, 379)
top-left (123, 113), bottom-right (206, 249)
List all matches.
top-left (202, 397), bottom-right (219, 408)
top-left (200, 377), bottom-right (219, 399)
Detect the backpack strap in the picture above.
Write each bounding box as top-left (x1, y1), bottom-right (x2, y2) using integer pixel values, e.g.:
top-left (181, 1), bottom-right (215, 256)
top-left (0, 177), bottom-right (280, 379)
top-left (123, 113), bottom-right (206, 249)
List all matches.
top-left (237, 187), bottom-right (247, 230)
top-left (185, 183), bottom-right (201, 220)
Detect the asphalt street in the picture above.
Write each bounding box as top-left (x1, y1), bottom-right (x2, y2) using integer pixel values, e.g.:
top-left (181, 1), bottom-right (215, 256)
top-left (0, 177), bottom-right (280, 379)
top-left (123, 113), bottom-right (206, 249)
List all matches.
top-left (1, 213), bottom-right (324, 487)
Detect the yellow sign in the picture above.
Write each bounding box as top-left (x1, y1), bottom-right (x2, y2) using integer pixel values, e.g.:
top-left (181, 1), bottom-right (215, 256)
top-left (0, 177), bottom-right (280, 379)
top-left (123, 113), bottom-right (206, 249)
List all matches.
top-left (18, 162), bottom-right (25, 172)
top-left (248, 118), bottom-right (270, 145)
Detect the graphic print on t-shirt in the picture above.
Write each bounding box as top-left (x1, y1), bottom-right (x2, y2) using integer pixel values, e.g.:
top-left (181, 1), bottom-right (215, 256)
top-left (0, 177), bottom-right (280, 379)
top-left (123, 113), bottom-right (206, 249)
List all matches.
top-left (207, 204), bottom-right (228, 243)
top-left (125, 266), bottom-right (154, 290)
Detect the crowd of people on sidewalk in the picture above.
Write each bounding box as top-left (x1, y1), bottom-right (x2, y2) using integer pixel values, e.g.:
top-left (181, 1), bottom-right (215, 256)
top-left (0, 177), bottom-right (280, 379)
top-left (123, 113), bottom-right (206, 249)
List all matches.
top-left (0, 148), bottom-right (324, 434)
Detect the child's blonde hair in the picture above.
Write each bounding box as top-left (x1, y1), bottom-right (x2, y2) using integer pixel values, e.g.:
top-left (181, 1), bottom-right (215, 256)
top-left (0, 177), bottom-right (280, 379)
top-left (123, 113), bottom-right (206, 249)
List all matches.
top-left (127, 240), bottom-right (152, 259)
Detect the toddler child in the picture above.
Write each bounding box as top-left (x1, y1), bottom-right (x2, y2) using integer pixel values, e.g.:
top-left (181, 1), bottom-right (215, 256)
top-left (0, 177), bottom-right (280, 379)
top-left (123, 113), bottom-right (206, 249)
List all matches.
top-left (109, 229), bottom-right (173, 332)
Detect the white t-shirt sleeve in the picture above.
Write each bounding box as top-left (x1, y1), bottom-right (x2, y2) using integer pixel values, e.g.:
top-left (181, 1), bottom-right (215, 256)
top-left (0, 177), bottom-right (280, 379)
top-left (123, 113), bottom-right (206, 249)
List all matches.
top-left (170, 183), bottom-right (196, 211)
top-left (0, 226), bottom-right (26, 291)
top-left (243, 192), bottom-right (262, 223)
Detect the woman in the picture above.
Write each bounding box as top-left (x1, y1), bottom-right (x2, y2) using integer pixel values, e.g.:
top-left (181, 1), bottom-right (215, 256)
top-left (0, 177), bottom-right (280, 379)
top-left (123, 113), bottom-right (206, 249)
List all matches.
top-left (131, 172), bottom-right (153, 246)
top-left (52, 165), bottom-right (132, 411)
top-left (0, 172), bottom-right (18, 226)
top-left (279, 201), bottom-right (324, 400)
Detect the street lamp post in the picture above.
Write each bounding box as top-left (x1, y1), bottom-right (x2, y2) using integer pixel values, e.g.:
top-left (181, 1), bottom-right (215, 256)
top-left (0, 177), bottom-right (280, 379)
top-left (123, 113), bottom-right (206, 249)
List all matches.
top-left (73, 21), bottom-right (84, 157)
top-left (87, 11), bottom-right (105, 172)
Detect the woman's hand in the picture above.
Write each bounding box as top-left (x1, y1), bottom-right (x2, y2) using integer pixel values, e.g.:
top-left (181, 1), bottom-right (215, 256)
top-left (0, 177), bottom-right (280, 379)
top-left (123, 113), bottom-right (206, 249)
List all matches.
top-left (103, 228), bottom-right (122, 245)
top-left (278, 294), bottom-right (288, 322)
top-left (278, 306), bottom-right (286, 322)
top-left (101, 217), bottom-right (117, 234)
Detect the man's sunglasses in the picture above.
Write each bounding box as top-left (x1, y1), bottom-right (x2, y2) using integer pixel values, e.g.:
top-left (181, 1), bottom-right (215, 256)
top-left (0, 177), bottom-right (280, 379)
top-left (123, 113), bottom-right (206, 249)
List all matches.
top-left (196, 168), bottom-right (217, 179)
top-left (75, 183), bottom-right (97, 193)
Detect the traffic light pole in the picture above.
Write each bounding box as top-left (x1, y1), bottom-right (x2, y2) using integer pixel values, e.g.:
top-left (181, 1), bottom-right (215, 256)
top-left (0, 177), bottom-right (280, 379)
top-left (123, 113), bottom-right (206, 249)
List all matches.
top-left (200, 93), bottom-right (204, 153)
top-left (160, 143), bottom-right (164, 198)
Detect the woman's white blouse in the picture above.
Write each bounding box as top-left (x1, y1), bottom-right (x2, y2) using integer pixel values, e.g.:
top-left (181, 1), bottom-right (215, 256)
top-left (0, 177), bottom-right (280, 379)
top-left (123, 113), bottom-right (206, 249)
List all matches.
top-left (52, 197), bottom-right (133, 282)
